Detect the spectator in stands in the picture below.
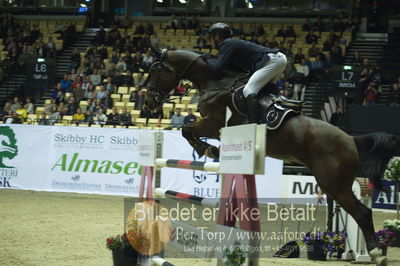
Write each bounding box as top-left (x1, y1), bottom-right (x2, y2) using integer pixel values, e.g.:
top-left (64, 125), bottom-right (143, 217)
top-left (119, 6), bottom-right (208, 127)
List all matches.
top-left (330, 107), bottom-right (344, 127)
top-left (305, 31), bottom-right (319, 44)
top-left (96, 86), bottom-right (106, 101)
top-left (38, 113), bottom-right (49, 126)
top-left (362, 58), bottom-right (371, 68)
top-left (123, 71), bottom-right (134, 87)
top-left (142, 53), bottom-right (154, 72)
top-left (58, 103), bottom-right (67, 116)
top-left (282, 89), bottom-right (292, 99)
top-left (107, 107), bottom-right (120, 126)
top-left (324, 54), bottom-right (334, 70)
top-left (294, 59), bottom-right (310, 100)
top-left (116, 57), bottom-right (127, 72)
top-left (10, 97), bottom-right (20, 112)
top-left (90, 69), bottom-right (102, 86)
top-left (73, 108), bottom-right (85, 125)
top-left (24, 97), bottom-right (34, 114)
top-left (85, 110), bottom-right (94, 126)
top-left (330, 46), bottom-right (342, 64)
top-left (276, 25), bottom-right (286, 38)
top-left (310, 55), bottom-right (325, 82)
top-left (60, 75), bottom-right (72, 93)
top-left (44, 99), bottom-right (56, 115)
top-left (364, 82), bottom-right (378, 106)
top-left (15, 104), bottom-right (27, 122)
top-left (66, 96), bottom-right (78, 115)
top-left (95, 108), bottom-right (108, 126)
top-left (48, 106), bottom-right (61, 125)
top-left (165, 108), bottom-right (184, 130)
top-left (73, 83), bottom-right (85, 103)
top-left (93, 99), bottom-right (104, 114)
top-left (17, 46), bottom-right (30, 72)
top-left (145, 22), bottom-right (154, 35)
top-left (184, 108), bottom-right (197, 125)
top-left (284, 57), bottom-right (297, 81)
top-left (351, 51), bottom-right (363, 66)
top-left (313, 17), bottom-right (325, 33)
top-left (119, 108), bottom-right (132, 127)
top-left (194, 35), bottom-right (211, 51)
top-left (302, 19), bottom-right (312, 32)
top-left (307, 43), bottom-right (318, 57)
top-left (134, 90), bottom-right (146, 110)
top-left (294, 48), bottom-right (305, 64)
top-left (85, 84), bottom-right (95, 100)
top-left (2, 102), bottom-right (11, 118)
top-left (46, 37), bottom-right (56, 58)
top-left (285, 25), bottom-right (296, 41)
top-left (164, 14), bottom-right (178, 35)
top-left (104, 78), bottom-right (115, 92)
top-left (388, 83), bottom-right (400, 107)
top-left (102, 91), bottom-right (113, 109)
top-left (72, 75), bottom-right (82, 89)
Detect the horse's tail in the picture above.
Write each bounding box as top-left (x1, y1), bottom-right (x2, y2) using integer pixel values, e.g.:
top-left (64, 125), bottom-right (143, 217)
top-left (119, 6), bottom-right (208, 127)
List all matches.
top-left (354, 132), bottom-right (400, 192)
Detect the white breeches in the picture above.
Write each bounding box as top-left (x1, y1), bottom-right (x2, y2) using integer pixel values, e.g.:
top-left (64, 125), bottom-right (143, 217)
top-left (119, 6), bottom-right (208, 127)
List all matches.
top-left (243, 52), bottom-right (287, 97)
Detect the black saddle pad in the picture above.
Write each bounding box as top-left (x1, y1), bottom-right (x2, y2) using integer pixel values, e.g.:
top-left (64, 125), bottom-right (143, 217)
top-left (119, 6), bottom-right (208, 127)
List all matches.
top-left (232, 84), bottom-right (302, 130)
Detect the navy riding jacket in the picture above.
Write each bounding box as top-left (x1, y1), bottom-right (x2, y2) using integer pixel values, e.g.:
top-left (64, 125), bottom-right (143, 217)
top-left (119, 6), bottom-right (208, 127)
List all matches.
top-left (207, 38), bottom-right (280, 76)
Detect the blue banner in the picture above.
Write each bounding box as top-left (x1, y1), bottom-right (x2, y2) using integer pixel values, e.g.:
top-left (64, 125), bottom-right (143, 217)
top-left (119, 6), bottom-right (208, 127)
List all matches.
top-left (372, 180), bottom-right (398, 210)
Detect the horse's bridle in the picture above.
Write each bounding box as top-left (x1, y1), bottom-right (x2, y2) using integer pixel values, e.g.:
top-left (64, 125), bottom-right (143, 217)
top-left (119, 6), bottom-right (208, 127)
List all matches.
top-left (146, 49), bottom-right (201, 104)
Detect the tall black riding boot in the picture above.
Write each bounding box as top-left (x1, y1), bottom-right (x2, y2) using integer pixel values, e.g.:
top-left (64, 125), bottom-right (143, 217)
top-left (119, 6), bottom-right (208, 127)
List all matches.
top-left (245, 93), bottom-right (261, 124)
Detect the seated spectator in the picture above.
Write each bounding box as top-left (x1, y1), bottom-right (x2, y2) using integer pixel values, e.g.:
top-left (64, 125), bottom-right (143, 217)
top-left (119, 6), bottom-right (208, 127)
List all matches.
top-left (276, 25), bottom-right (286, 38)
top-left (364, 82), bottom-right (378, 106)
top-left (285, 25), bottom-right (296, 40)
top-left (10, 97), bottom-right (20, 112)
top-left (44, 99), bottom-right (56, 115)
top-left (73, 108), bottom-right (85, 125)
top-left (102, 91), bottom-right (113, 109)
top-left (165, 108), bottom-right (185, 130)
top-left (362, 58), bottom-right (371, 68)
top-left (66, 96), bottom-right (78, 115)
top-left (116, 58), bottom-right (127, 72)
top-left (24, 97), bottom-right (34, 114)
top-left (305, 31), bottom-right (319, 44)
top-left (388, 83), bottom-right (400, 107)
top-left (330, 107), bottom-right (343, 127)
top-left (15, 104), bottom-right (27, 122)
top-left (282, 89), bottom-right (292, 99)
top-left (107, 107), bottom-right (120, 126)
top-left (73, 83), bottom-right (85, 103)
top-left (119, 108), bottom-right (132, 127)
top-left (95, 108), bottom-right (108, 126)
top-left (293, 48), bottom-right (305, 64)
top-left (83, 98), bottom-right (94, 113)
top-left (308, 43), bottom-right (319, 57)
top-left (330, 46), bottom-right (342, 64)
top-left (96, 86), bottom-right (106, 101)
top-left (85, 84), bottom-right (96, 99)
top-left (310, 55), bottom-right (325, 81)
top-left (85, 110), bottom-right (94, 126)
top-left (38, 113), bottom-right (49, 125)
top-left (123, 71), bottom-right (134, 87)
top-left (60, 75), bottom-right (72, 93)
top-left (48, 106), bottom-right (61, 125)
top-left (2, 102), bottom-right (11, 118)
top-left (134, 90), bottom-right (146, 110)
top-left (90, 69), bottom-right (102, 86)
top-left (302, 18), bottom-right (312, 32)
top-left (70, 49), bottom-right (81, 70)
top-left (184, 108), bottom-right (197, 125)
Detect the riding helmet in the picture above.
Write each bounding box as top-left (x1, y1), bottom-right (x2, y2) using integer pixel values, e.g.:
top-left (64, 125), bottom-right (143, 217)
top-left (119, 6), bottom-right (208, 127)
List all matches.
top-left (208, 23), bottom-right (232, 39)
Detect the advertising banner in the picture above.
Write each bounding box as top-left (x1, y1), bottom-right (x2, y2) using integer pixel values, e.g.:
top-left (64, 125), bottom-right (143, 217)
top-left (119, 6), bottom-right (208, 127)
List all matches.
top-left (0, 125), bottom-right (284, 200)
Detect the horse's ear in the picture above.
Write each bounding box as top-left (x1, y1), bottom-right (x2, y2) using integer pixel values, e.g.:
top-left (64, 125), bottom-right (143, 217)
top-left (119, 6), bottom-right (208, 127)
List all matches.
top-left (150, 46), bottom-right (162, 59)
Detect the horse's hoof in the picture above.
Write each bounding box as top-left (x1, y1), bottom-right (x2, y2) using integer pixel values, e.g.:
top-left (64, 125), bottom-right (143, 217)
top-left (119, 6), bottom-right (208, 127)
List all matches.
top-left (375, 256), bottom-right (387, 266)
top-left (205, 146), bottom-right (219, 159)
top-left (369, 247), bottom-right (382, 260)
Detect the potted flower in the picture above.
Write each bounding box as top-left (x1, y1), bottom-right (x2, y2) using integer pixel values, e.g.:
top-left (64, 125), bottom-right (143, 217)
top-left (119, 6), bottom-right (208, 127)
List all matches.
top-left (384, 157), bottom-right (400, 219)
top-left (383, 219), bottom-right (400, 247)
top-left (375, 229), bottom-right (396, 255)
top-left (106, 233), bottom-right (139, 266)
top-left (223, 242), bottom-right (247, 266)
top-left (302, 231), bottom-right (347, 261)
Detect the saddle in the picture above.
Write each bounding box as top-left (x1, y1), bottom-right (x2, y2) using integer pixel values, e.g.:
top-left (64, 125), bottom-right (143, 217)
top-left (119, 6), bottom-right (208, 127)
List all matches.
top-left (232, 83), bottom-right (304, 130)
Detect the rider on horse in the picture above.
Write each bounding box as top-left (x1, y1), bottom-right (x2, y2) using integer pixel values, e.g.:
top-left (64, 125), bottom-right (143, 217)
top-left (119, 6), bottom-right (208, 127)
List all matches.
top-left (206, 22), bottom-right (288, 124)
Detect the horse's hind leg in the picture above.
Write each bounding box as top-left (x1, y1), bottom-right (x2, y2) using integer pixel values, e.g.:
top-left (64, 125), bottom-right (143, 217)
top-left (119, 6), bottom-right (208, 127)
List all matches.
top-left (312, 157), bottom-right (386, 266)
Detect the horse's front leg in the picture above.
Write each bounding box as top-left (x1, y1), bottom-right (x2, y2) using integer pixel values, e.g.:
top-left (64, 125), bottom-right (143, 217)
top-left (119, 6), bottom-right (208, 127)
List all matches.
top-left (181, 115), bottom-right (224, 159)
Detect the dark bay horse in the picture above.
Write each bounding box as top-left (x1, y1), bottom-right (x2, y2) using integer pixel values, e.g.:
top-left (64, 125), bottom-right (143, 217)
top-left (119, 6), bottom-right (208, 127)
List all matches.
top-left (145, 48), bottom-right (400, 266)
